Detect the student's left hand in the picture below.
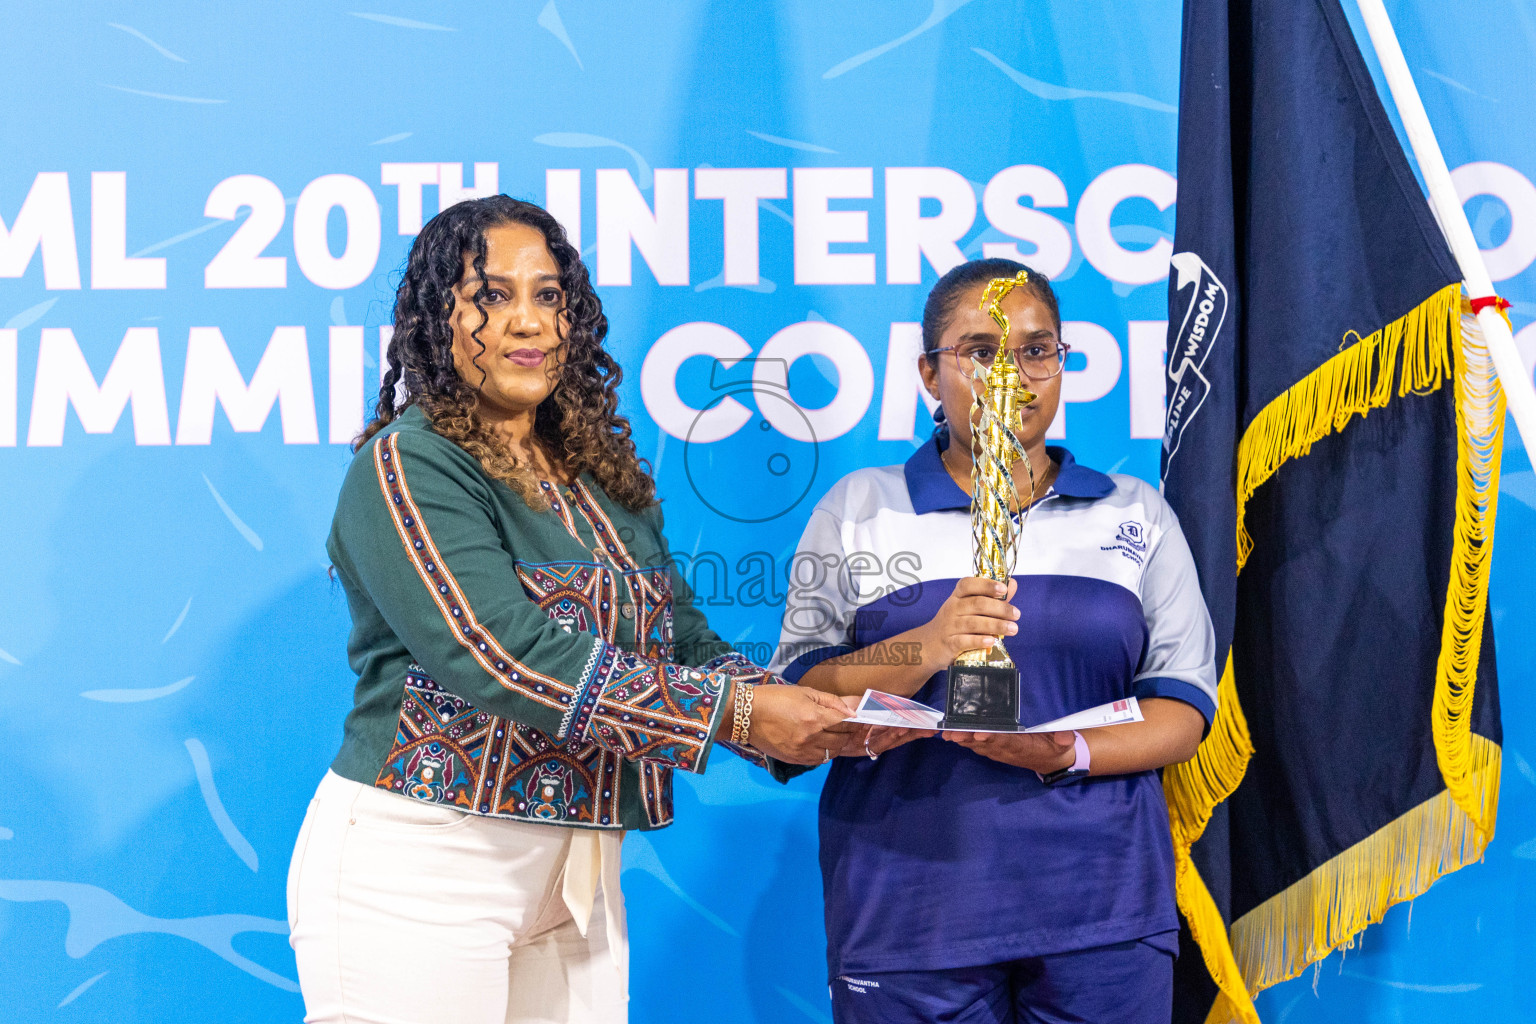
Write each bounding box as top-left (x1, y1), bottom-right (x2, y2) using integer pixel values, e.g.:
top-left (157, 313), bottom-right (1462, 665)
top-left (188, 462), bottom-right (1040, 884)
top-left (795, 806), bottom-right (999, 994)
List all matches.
top-left (941, 729), bottom-right (1077, 773)
top-left (862, 726), bottom-right (938, 757)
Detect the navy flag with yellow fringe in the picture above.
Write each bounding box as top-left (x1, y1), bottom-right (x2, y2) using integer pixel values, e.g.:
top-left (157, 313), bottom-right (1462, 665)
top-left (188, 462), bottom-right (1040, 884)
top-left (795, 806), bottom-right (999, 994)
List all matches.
top-left (1161, 0), bottom-right (1505, 1021)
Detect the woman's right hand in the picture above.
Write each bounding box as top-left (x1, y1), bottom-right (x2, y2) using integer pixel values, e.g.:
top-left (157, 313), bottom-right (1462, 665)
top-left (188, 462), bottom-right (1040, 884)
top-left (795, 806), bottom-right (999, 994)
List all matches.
top-left (744, 684), bottom-right (860, 765)
top-left (915, 576), bottom-right (1020, 667)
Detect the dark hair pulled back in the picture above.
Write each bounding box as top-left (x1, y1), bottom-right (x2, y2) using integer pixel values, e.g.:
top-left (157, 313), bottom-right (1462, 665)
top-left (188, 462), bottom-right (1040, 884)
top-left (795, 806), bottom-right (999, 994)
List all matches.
top-left (357, 195), bottom-right (655, 510)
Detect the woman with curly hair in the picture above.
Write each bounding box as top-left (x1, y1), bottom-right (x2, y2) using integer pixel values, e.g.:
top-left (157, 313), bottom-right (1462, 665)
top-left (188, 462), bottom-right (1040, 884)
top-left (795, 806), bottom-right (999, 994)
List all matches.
top-left (286, 195), bottom-right (853, 1024)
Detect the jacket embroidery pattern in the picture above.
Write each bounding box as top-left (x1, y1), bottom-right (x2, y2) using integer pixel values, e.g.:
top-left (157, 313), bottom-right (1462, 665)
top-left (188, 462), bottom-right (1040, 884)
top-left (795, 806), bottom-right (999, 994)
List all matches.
top-left (368, 432), bottom-right (741, 828)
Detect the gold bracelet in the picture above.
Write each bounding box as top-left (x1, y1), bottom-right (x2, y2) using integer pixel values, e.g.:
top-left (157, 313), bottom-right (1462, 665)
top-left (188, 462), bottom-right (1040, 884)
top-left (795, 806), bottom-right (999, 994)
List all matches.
top-left (732, 682), bottom-right (749, 744)
top-left (730, 681), bottom-right (743, 744)
top-left (732, 681), bottom-right (755, 745)
top-left (742, 681), bottom-right (755, 745)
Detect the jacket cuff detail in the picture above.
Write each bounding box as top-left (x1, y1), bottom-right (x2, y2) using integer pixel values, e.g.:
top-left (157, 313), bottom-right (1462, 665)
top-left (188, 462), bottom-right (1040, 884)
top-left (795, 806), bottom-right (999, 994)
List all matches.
top-left (696, 650), bottom-right (785, 688)
top-left (573, 641), bottom-right (728, 772)
top-left (695, 652), bottom-right (785, 769)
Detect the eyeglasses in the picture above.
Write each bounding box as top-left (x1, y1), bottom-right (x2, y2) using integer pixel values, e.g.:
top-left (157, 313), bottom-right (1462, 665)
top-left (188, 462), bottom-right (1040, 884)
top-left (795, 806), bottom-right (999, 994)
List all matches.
top-left (930, 340), bottom-right (1071, 382)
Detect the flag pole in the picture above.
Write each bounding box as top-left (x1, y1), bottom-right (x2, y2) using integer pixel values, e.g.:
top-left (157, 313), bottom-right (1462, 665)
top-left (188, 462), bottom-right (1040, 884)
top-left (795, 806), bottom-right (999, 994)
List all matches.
top-left (1353, 0), bottom-right (1536, 454)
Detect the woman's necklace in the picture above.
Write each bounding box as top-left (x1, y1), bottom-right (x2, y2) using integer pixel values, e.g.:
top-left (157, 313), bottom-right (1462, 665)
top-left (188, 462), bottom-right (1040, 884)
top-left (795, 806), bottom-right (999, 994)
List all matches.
top-left (941, 441), bottom-right (1058, 507)
top-left (939, 442), bottom-right (969, 485)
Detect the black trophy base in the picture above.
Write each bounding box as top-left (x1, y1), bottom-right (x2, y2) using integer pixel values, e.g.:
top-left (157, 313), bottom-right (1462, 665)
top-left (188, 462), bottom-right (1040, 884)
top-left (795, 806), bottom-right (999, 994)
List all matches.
top-left (942, 662), bottom-right (1022, 731)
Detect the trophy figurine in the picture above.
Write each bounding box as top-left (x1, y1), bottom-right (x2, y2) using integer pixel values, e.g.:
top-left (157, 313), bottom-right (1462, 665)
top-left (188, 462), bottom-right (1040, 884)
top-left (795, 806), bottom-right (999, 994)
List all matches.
top-left (942, 271), bottom-right (1041, 731)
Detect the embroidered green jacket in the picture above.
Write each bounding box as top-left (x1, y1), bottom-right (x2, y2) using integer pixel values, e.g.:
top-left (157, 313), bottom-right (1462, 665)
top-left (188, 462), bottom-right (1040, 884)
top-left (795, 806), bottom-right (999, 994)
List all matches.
top-left (326, 406), bottom-right (771, 830)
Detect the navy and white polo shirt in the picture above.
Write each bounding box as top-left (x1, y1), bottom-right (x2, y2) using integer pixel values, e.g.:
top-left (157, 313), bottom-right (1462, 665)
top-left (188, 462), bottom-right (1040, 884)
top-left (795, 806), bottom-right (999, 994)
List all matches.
top-left (770, 438), bottom-right (1218, 979)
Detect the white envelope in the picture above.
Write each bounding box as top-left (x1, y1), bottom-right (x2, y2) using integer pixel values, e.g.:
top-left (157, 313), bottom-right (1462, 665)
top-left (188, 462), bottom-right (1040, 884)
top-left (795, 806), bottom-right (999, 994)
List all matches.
top-left (845, 691), bottom-right (1144, 734)
top-left (845, 689), bottom-right (944, 729)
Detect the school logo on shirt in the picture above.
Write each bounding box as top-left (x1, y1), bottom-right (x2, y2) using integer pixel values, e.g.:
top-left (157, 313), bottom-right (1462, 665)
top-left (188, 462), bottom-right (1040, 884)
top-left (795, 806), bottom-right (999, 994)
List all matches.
top-left (1102, 520), bottom-right (1149, 565)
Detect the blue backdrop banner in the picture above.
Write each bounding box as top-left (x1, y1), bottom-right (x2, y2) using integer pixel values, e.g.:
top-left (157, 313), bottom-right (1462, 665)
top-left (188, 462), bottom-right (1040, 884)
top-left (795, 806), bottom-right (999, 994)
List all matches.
top-left (1, 3), bottom-right (1532, 1022)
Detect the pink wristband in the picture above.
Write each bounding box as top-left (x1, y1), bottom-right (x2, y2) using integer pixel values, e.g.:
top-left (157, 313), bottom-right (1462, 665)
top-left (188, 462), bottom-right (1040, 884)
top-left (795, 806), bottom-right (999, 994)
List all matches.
top-left (1036, 730), bottom-right (1091, 785)
top-left (1069, 730), bottom-right (1090, 772)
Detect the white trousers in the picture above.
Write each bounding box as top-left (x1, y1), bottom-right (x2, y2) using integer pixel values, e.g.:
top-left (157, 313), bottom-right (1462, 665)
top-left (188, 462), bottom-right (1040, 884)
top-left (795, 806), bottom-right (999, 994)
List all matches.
top-left (288, 771), bottom-right (628, 1024)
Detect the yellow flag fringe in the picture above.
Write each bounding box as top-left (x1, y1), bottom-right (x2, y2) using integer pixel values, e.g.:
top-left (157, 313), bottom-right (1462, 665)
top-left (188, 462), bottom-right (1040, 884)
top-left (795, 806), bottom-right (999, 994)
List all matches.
top-left (1234, 283), bottom-right (1460, 571)
top-left (1434, 309), bottom-right (1504, 841)
top-left (1226, 736), bottom-right (1500, 996)
top-left (1163, 657), bottom-right (1261, 1024)
top-left (1170, 289), bottom-right (1504, 1021)
top-left (1165, 657), bottom-right (1253, 852)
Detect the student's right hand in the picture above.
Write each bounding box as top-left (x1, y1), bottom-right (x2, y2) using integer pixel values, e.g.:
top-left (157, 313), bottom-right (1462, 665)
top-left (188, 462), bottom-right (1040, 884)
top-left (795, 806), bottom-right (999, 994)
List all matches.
top-left (914, 576), bottom-right (1021, 667)
top-left (744, 684), bottom-right (859, 765)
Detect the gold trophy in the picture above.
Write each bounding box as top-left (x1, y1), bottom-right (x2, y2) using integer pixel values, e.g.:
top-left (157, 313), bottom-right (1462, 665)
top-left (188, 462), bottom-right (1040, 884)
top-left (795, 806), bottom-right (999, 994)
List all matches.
top-left (942, 271), bottom-right (1040, 730)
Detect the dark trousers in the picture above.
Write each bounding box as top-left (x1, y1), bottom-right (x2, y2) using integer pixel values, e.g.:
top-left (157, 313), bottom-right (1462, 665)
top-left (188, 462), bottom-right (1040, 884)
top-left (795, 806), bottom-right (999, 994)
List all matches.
top-left (830, 938), bottom-right (1173, 1024)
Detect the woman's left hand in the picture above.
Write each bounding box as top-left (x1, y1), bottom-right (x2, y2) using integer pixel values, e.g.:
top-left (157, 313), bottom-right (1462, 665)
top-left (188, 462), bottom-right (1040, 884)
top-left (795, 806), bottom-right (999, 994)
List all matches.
top-left (942, 729), bottom-right (1077, 773)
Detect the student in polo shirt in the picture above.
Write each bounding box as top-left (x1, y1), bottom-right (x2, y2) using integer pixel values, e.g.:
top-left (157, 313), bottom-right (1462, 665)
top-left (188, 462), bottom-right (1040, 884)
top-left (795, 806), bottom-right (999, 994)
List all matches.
top-left (771, 258), bottom-right (1216, 1024)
